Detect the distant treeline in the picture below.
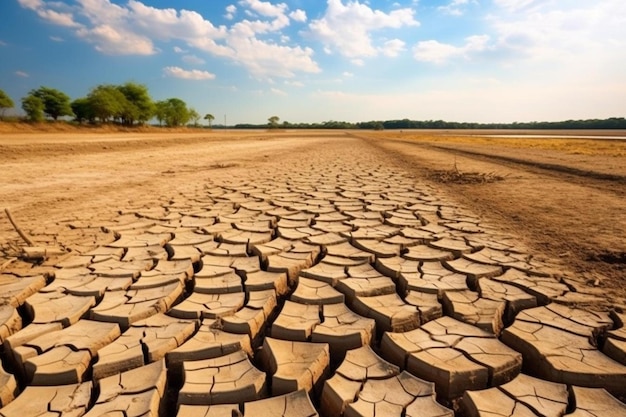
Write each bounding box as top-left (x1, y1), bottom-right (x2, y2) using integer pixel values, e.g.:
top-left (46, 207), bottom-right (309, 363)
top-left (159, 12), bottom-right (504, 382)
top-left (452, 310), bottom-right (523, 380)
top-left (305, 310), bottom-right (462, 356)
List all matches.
top-left (235, 117), bottom-right (626, 130)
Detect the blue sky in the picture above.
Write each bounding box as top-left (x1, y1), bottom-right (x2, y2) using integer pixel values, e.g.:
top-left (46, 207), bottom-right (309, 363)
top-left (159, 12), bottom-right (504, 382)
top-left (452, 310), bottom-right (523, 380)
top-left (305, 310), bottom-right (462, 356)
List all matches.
top-left (1, 0), bottom-right (624, 125)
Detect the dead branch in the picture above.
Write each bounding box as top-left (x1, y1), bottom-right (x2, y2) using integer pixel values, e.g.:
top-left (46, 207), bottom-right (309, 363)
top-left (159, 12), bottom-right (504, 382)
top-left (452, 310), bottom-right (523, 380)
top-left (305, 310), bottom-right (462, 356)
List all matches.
top-left (4, 208), bottom-right (34, 246)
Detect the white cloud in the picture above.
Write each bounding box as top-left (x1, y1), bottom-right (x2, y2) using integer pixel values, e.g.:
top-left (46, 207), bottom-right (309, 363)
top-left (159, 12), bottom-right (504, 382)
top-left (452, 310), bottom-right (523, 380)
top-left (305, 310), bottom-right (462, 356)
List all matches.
top-left (38, 8), bottom-right (81, 26)
top-left (220, 28), bottom-right (320, 78)
top-left (351, 58), bottom-right (365, 66)
top-left (182, 54), bottom-right (205, 65)
top-left (307, 0), bottom-right (419, 59)
top-left (289, 9), bottom-right (307, 22)
top-left (134, 0), bottom-right (317, 78)
top-left (17, 0), bottom-right (43, 10)
top-left (240, 0), bottom-right (287, 18)
top-left (163, 66), bottom-right (216, 80)
top-left (173, 46), bottom-right (186, 53)
top-left (413, 35), bottom-right (490, 63)
top-left (270, 87), bottom-right (287, 96)
top-left (284, 80), bottom-right (304, 87)
top-left (225, 4), bottom-right (236, 20)
top-left (380, 39), bottom-right (405, 57)
top-left (20, 0), bottom-right (321, 79)
top-left (15, 71), bottom-right (29, 77)
top-left (413, 40), bottom-right (460, 63)
top-left (77, 24), bottom-right (156, 55)
top-left (126, 1), bottom-right (227, 40)
top-left (465, 34), bottom-right (491, 51)
top-left (235, 0), bottom-right (291, 31)
top-left (50, 36), bottom-right (64, 41)
top-left (18, 0), bottom-right (81, 27)
top-left (71, 0), bottom-right (155, 54)
top-left (492, 0), bottom-right (541, 12)
top-left (342, 71), bottom-right (353, 77)
top-left (438, 0), bottom-right (472, 16)
top-left (489, 1), bottom-right (626, 63)
top-left (76, 0), bottom-right (128, 24)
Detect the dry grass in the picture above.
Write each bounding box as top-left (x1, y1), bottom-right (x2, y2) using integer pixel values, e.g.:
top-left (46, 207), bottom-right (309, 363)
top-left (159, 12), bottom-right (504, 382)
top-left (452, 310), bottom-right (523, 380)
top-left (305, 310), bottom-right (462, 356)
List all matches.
top-left (3, 123), bottom-right (625, 157)
top-left (208, 162), bottom-right (239, 169)
top-left (0, 120), bottom-right (205, 134)
top-left (428, 161), bottom-right (505, 184)
top-left (366, 131), bottom-right (626, 157)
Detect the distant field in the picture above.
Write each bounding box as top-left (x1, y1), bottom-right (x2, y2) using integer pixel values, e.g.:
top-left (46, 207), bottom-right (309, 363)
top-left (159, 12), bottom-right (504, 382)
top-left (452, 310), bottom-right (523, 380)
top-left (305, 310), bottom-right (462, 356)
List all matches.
top-left (363, 130), bottom-right (626, 157)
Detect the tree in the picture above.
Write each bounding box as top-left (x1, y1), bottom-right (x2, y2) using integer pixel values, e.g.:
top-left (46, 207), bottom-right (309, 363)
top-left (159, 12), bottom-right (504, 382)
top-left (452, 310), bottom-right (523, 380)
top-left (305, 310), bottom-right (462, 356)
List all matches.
top-left (268, 115), bottom-right (280, 129)
top-left (21, 95), bottom-right (45, 122)
top-left (0, 89), bottom-right (14, 119)
top-left (154, 100), bottom-right (168, 126)
top-left (155, 98), bottom-right (190, 127)
top-left (372, 121), bottom-right (384, 131)
top-left (204, 113), bottom-right (215, 128)
top-left (30, 86), bottom-right (73, 120)
top-left (188, 108), bottom-right (200, 127)
top-left (116, 82), bottom-right (154, 125)
top-left (87, 85), bottom-right (128, 123)
top-left (71, 97), bottom-right (94, 124)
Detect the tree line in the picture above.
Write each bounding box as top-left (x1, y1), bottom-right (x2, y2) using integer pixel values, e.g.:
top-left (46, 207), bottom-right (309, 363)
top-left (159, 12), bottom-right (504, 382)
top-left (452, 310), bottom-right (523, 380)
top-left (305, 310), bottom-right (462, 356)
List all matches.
top-left (1, 86), bottom-right (624, 130)
top-left (236, 117), bottom-right (626, 130)
top-left (0, 84), bottom-right (215, 127)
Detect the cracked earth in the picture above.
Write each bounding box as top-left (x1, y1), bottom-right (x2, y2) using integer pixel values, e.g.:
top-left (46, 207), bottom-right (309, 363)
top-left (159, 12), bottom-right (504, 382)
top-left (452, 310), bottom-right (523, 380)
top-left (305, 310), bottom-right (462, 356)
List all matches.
top-left (0, 131), bottom-right (625, 416)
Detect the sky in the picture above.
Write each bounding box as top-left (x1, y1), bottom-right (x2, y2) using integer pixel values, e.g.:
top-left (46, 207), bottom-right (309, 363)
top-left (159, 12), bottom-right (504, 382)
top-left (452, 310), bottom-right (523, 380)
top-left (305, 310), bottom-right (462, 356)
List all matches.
top-left (0, 0), bottom-right (625, 125)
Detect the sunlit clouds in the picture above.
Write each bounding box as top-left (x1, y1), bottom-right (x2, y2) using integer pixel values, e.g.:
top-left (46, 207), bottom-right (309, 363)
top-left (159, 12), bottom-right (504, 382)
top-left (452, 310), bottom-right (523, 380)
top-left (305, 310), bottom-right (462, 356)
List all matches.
top-left (5, 0), bottom-right (625, 124)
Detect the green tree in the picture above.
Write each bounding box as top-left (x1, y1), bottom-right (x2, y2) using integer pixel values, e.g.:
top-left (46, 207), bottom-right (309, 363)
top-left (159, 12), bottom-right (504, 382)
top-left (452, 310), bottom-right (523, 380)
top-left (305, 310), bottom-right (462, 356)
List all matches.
top-left (268, 115), bottom-right (280, 129)
top-left (372, 121), bottom-right (384, 131)
top-left (204, 113), bottom-right (215, 128)
top-left (154, 100), bottom-right (168, 126)
top-left (87, 85), bottom-right (128, 123)
top-left (0, 89), bottom-right (14, 119)
top-left (30, 86), bottom-right (73, 120)
top-left (116, 82), bottom-right (154, 125)
top-left (21, 94), bottom-right (45, 122)
top-left (188, 108), bottom-right (200, 127)
top-left (71, 97), bottom-right (94, 124)
top-left (156, 98), bottom-right (190, 127)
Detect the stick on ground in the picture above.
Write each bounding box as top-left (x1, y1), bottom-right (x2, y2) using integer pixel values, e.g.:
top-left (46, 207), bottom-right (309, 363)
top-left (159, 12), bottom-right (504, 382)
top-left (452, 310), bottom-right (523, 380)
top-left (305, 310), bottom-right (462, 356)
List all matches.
top-left (4, 208), bottom-right (34, 246)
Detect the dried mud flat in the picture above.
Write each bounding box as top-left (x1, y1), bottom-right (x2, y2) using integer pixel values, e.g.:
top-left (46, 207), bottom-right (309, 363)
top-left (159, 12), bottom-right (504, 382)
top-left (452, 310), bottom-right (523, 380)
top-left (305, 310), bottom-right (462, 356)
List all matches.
top-left (0, 130), bottom-right (625, 417)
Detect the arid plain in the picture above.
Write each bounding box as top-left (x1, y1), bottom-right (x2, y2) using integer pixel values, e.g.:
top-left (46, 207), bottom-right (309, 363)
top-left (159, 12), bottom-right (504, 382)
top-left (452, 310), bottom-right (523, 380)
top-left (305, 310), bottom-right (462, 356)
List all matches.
top-left (0, 129), bottom-right (625, 416)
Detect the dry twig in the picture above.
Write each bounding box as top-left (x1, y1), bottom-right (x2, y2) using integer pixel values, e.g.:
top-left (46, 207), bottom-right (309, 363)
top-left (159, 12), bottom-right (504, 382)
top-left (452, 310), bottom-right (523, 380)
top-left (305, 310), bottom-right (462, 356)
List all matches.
top-left (4, 208), bottom-right (34, 246)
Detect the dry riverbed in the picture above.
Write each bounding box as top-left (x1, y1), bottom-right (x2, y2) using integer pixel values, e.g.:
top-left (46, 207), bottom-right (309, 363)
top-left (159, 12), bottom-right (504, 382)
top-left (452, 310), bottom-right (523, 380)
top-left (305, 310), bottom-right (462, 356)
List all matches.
top-left (0, 128), bottom-right (625, 416)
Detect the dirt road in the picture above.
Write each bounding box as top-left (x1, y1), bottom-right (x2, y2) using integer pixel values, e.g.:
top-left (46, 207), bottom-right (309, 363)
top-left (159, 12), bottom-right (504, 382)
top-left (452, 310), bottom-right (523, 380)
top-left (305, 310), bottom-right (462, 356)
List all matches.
top-left (0, 130), bottom-right (625, 416)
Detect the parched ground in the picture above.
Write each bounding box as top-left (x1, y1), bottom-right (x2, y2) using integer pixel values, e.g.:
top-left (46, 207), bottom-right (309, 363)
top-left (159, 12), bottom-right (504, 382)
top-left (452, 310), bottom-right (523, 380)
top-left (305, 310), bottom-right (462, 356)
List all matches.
top-left (355, 131), bottom-right (626, 297)
top-left (0, 129), bottom-right (625, 417)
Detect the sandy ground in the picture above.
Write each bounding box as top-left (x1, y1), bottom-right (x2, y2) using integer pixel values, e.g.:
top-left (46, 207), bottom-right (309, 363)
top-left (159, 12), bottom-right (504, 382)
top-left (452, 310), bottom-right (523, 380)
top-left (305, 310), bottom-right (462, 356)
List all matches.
top-left (2, 128), bottom-right (622, 298)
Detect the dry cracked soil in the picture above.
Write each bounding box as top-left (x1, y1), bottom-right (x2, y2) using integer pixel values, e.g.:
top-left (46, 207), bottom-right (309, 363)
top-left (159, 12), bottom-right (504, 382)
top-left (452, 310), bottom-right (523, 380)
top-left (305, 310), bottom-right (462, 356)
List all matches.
top-left (0, 129), bottom-right (625, 417)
